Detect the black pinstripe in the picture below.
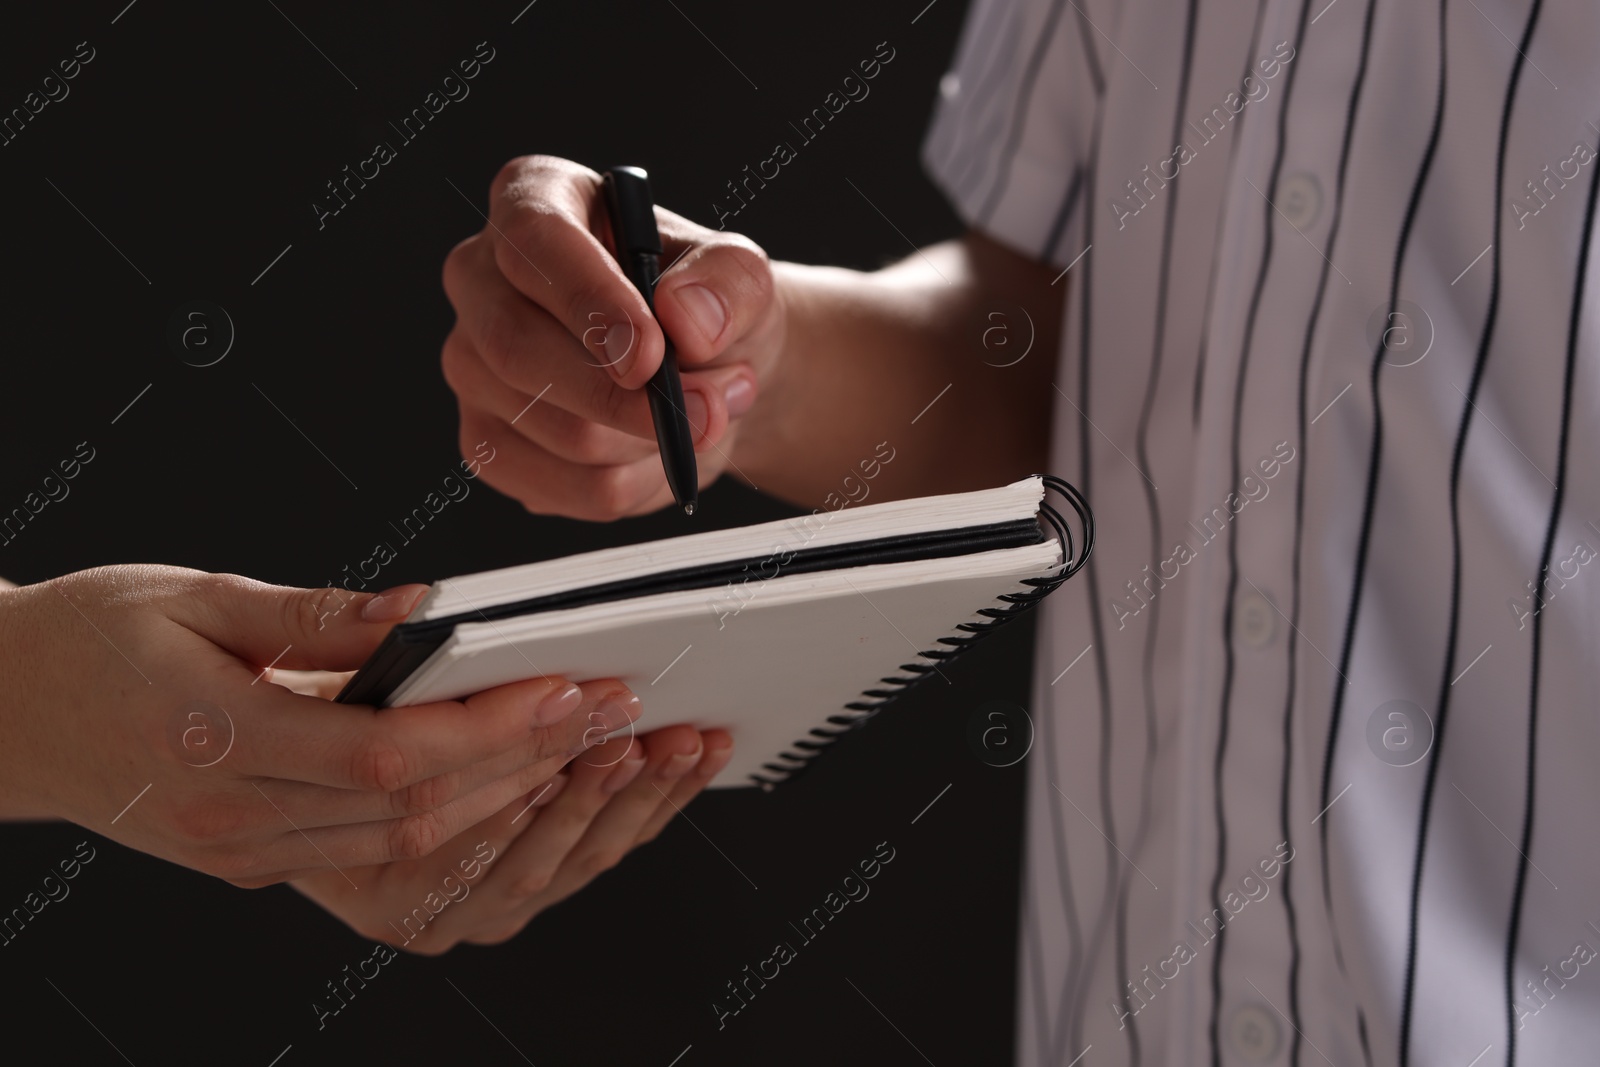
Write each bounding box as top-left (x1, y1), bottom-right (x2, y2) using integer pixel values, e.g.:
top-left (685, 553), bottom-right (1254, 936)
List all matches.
top-left (1282, 0), bottom-right (1384, 1063)
top-left (1316, 0), bottom-right (1450, 1063)
top-left (947, 0), bottom-right (1040, 201)
top-left (1023, 871), bottom-right (1056, 1062)
top-left (978, 0), bottom-right (1072, 225)
top-left (1115, 1), bottom-right (1202, 1063)
top-left (1189, 0), bottom-right (1272, 429)
top-left (1068, 0), bottom-right (1108, 94)
top-left (1027, 21), bottom-right (1087, 1045)
top-left (1029, 37), bottom-right (1088, 1032)
top-left (1401, 2), bottom-right (1541, 1063)
top-left (1505, 97), bottom-right (1594, 1067)
top-left (919, 3), bottom-right (1600, 1063)
top-left (1042, 167), bottom-right (1085, 262)
top-left (1038, 606), bottom-right (1086, 1059)
top-left (1059, 90), bottom-right (1127, 1067)
top-left (1207, 3), bottom-right (1313, 1063)
top-left (1315, 0), bottom-right (1447, 1018)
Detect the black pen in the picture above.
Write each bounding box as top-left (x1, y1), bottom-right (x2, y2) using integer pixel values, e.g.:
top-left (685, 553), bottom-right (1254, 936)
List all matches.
top-left (601, 165), bottom-right (700, 516)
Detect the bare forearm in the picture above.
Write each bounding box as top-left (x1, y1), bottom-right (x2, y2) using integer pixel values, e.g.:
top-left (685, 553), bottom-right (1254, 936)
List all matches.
top-left (0, 583), bottom-right (55, 820)
top-left (734, 233), bottom-right (1060, 508)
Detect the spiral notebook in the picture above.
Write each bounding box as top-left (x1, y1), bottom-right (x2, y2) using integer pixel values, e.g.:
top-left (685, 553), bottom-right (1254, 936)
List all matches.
top-left (337, 475), bottom-right (1092, 788)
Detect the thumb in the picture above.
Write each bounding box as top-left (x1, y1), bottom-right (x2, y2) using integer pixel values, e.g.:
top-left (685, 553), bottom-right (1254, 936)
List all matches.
top-left (651, 221), bottom-right (772, 367)
top-left (178, 576), bottom-right (431, 674)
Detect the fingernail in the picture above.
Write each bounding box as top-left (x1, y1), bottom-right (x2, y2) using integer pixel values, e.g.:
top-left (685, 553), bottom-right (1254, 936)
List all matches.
top-left (533, 682), bottom-right (583, 727)
top-left (683, 390), bottom-right (710, 441)
top-left (361, 584), bottom-right (429, 623)
top-left (593, 693), bottom-right (642, 734)
top-left (725, 376), bottom-right (756, 419)
top-left (603, 319), bottom-right (635, 378)
top-left (672, 284), bottom-right (727, 345)
top-left (661, 745), bottom-right (703, 781)
top-left (603, 755), bottom-right (647, 794)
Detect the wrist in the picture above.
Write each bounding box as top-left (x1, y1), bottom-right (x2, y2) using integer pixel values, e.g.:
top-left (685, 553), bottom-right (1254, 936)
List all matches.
top-left (731, 260), bottom-right (864, 489)
top-left (728, 259), bottom-right (806, 487)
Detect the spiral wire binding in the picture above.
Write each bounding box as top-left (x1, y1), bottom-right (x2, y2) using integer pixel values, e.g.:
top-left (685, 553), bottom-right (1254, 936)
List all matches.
top-left (749, 475), bottom-right (1096, 788)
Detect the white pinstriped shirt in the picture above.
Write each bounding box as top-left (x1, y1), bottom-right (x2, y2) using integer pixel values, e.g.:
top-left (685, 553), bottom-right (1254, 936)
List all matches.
top-left (922, 0), bottom-right (1600, 1065)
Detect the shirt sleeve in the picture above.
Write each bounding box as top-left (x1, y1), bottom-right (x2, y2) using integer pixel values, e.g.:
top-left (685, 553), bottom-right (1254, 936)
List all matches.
top-left (921, 0), bottom-right (1110, 267)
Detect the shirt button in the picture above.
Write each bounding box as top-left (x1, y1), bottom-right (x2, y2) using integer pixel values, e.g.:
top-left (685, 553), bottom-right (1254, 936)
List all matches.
top-left (940, 72), bottom-right (961, 99)
top-left (1237, 592), bottom-right (1277, 648)
top-left (1276, 173), bottom-right (1321, 230)
top-left (1229, 1003), bottom-right (1282, 1062)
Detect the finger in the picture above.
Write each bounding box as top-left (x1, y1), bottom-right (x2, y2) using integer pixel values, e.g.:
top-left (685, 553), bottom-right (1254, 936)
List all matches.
top-left (453, 727), bottom-right (689, 928)
top-left (172, 574), bottom-right (432, 674)
top-left (282, 752), bottom-right (569, 870)
top-left (456, 727), bottom-right (713, 946)
top-left (248, 701), bottom-right (582, 833)
top-left (228, 864), bottom-right (344, 889)
top-left (386, 770), bottom-right (575, 950)
top-left (636, 730), bottom-right (734, 845)
top-left (471, 743), bottom-right (647, 906)
top-left (443, 245), bottom-right (660, 441)
top-left (441, 327), bottom-right (657, 466)
top-left (479, 156), bottom-right (666, 388)
top-left (233, 675), bottom-right (640, 794)
top-left (257, 698), bottom-right (591, 831)
top-left (459, 406), bottom-right (681, 521)
top-left (652, 209), bottom-right (775, 368)
top-left (444, 246), bottom-right (751, 456)
top-left (561, 725), bottom-right (708, 867)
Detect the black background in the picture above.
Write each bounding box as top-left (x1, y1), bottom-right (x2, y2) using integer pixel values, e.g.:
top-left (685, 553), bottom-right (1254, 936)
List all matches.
top-left (0, 2), bottom-right (1043, 1064)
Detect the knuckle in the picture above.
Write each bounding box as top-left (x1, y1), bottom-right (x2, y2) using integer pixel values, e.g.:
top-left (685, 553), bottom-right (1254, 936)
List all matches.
top-left (586, 467), bottom-right (637, 522)
top-left (170, 797), bottom-right (252, 846)
top-left (389, 810), bottom-right (449, 861)
top-left (718, 237), bottom-right (774, 300)
top-left (441, 235), bottom-right (477, 304)
top-left (492, 154), bottom-right (588, 204)
top-left (578, 847), bottom-right (625, 879)
top-left (509, 868), bottom-right (555, 898)
top-left (490, 154), bottom-right (543, 199)
top-left (498, 207), bottom-right (562, 269)
top-left (558, 416), bottom-right (617, 465)
top-left (456, 416), bottom-right (487, 472)
top-left (592, 373), bottom-right (637, 431)
top-left (396, 771), bottom-right (455, 816)
top-left (200, 845), bottom-right (266, 882)
top-left (307, 587), bottom-right (347, 635)
top-left (184, 571), bottom-right (261, 631)
top-left (439, 332), bottom-right (472, 394)
top-left (192, 570), bottom-right (251, 604)
top-left (352, 737), bottom-right (412, 794)
top-left (473, 300), bottom-right (529, 384)
top-left (276, 585), bottom-right (335, 643)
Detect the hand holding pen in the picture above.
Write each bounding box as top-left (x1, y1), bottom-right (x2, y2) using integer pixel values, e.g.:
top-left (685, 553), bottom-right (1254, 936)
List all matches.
top-left (439, 155), bottom-right (784, 521)
top-left (602, 165), bottom-right (700, 514)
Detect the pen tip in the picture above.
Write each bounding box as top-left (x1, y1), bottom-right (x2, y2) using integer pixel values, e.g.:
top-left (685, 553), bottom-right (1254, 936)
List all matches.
top-left (684, 502), bottom-right (696, 516)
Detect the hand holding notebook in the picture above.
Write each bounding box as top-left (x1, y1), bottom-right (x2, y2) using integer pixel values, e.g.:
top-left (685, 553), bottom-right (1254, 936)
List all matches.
top-left (339, 475), bottom-right (1092, 788)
